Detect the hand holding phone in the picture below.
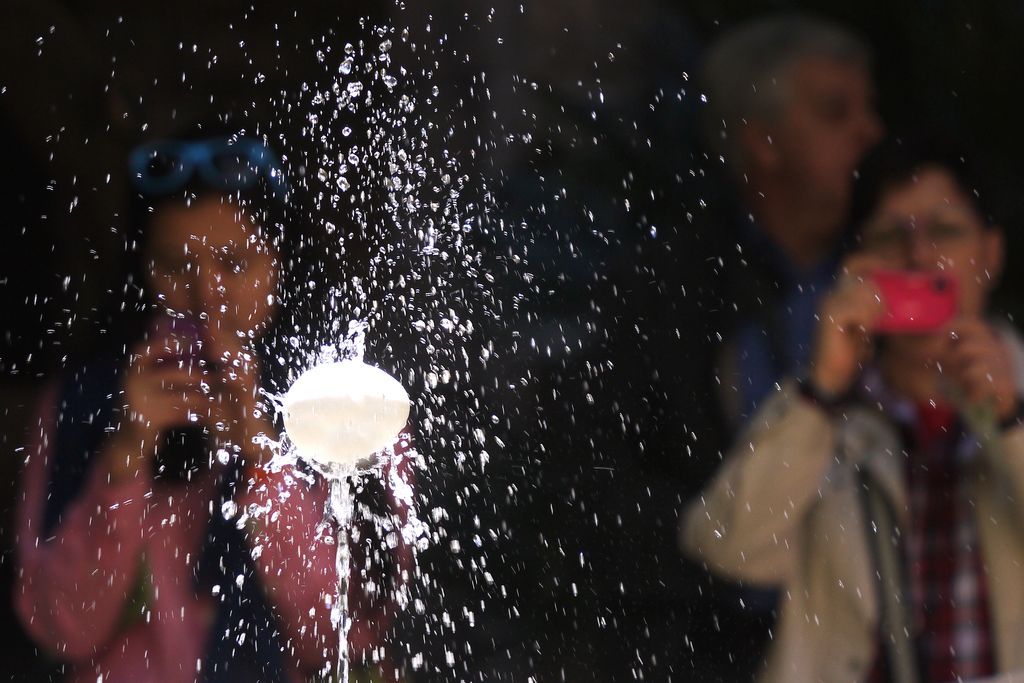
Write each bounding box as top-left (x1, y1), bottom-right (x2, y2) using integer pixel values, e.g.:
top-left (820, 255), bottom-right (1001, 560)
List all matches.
top-left (810, 264), bottom-right (957, 398)
top-left (870, 270), bottom-right (957, 334)
top-left (143, 315), bottom-right (214, 481)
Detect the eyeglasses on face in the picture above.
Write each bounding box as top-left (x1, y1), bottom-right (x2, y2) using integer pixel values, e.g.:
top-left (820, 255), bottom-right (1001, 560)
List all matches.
top-left (858, 218), bottom-right (978, 256)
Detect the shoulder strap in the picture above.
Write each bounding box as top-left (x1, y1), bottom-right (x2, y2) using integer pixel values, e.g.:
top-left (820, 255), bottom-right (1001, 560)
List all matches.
top-left (857, 468), bottom-right (921, 683)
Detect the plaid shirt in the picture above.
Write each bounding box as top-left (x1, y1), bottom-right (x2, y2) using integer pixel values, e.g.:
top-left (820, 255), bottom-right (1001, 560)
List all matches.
top-left (866, 389), bottom-right (995, 682)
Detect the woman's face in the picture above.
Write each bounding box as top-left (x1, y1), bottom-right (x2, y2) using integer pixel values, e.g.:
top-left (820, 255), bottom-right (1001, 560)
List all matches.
top-left (858, 166), bottom-right (1003, 320)
top-left (144, 196), bottom-right (279, 345)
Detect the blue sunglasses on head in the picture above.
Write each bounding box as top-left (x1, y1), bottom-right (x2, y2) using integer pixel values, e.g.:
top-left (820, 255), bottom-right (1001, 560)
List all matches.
top-left (129, 137), bottom-right (288, 198)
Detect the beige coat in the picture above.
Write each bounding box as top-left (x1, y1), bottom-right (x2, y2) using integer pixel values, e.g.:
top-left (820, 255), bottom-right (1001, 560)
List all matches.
top-left (682, 367), bottom-right (1024, 682)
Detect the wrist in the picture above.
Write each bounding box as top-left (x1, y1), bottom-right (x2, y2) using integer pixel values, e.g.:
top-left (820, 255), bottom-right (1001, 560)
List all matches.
top-left (796, 374), bottom-right (853, 413)
top-left (998, 395), bottom-right (1024, 432)
top-left (808, 363), bottom-right (854, 397)
top-left (104, 427), bottom-right (152, 482)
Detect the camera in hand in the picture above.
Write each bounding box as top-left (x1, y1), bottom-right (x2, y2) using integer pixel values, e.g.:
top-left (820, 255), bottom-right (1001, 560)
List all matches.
top-left (871, 269), bottom-right (957, 334)
top-left (155, 425), bottom-right (211, 483)
top-left (148, 314), bottom-right (216, 483)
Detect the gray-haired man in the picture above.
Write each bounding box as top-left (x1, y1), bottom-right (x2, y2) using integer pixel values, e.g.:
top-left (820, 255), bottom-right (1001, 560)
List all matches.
top-left (680, 15), bottom-right (885, 678)
top-left (700, 14), bottom-right (884, 425)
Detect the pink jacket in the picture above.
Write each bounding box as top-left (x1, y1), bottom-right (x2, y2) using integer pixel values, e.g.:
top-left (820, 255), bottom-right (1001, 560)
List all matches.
top-left (15, 385), bottom-right (411, 683)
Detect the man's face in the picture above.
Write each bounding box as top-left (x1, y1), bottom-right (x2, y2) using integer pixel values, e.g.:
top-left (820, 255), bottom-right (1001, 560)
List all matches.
top-left (771, 57), bottom-right (883, 216)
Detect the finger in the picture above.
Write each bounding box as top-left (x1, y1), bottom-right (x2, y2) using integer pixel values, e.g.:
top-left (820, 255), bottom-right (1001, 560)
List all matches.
top-left (946, 318), bottom-right (994, 344)
top-left (204, 322), bottom-right (252, 366)
top-left (839, 253), bottom-right (893, 280)
top-left (962, 373), bottom-right (998, 405)
top-left (945, 341), bottom-right (988, 373)
top-left (128, 358), bottom-right (208, 393)
top-left (149, 371), bottom-right (205, 393)
top-left (944, 337), bottom-right (993, 366)
top-left (144, 356), bottom-right (211, 378)
top-left (956, 346), bottom-right (1003, 373)
top-left (211, 355), bottom-right (261, 399)
top-left (134, 388), bottom-right (211, 430)
top-left (176, 388), bottom-right (219, 417)
top-left (131, 336), bottom-right (192, 369)
top-left (945, 335), bottom-right (1009, 381)
top-left (944, 366), bottom-right (985, 405)
top-left (831, 290), bottom-right (885, 333)
top-left (943, 320), bottom-right (994, 350)
top-left (957, 358), bottom-right (1011, 401)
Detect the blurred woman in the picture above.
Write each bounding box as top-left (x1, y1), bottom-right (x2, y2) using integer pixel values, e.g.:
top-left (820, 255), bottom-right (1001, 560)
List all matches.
top-left (15, 127), bottom-right (406, 682)
top-left (683, 140), bottom-right (1024, 683)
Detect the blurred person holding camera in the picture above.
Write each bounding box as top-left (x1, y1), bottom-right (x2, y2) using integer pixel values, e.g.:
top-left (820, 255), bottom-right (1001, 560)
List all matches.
top-left (14, 125), bottom-right (408, 683)
top-left (680, 16), bottom-right (885, 675)
top-left (683, 138), bottom-right (1024, 683)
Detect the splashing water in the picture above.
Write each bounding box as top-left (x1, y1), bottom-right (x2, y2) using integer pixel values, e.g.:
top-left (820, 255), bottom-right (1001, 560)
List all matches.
top-left (254, 10), bottom-right (512, 679)
top-left (328, 470), bottom-right (356, 683)
top-left (253, 317), bottom-right (421, 683)
top-left (291, 322), bottom-right (409, 681)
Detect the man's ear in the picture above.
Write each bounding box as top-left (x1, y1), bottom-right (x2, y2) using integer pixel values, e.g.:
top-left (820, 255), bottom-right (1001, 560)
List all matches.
top-left (983, 225), bottom-right (1005, 288)
top-left (738, 119), bottom-right (781, 172)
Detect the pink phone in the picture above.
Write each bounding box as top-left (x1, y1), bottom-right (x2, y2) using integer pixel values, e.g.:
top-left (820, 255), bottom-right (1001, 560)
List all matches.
top-left (871, 270), bottom-right (957, 334)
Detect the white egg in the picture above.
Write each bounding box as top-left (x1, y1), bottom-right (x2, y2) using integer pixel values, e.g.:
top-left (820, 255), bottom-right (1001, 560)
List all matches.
top-left (283, 360), bottom-right (410, 468)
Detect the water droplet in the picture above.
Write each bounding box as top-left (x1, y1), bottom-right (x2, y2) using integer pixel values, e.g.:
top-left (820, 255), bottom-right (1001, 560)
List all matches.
top-left (221, 500), bottom-right (238, 519)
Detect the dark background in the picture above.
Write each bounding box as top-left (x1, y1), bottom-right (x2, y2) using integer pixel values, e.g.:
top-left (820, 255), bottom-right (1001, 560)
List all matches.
top-left (2, 1), bottom-right (1023, 680)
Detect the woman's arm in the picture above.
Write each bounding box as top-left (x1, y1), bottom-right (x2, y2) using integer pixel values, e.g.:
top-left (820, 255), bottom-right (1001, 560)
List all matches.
top-left (14, 386), bottom-right (151, 660)
top-left (240, 444), bottom-right (414, 676)
top-left (240, 464), bottom-right (338, 670)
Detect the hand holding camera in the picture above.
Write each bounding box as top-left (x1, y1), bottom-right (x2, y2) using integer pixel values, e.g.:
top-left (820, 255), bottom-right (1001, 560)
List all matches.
top-left (108, 314), bottom-right (268, 481)
top-left (941, 319), bottom-right (1018, 423)
top-left (809, 254), bottom-right (890, 397)
top-left (811, 258), bottom-right (1017, 422)
top-left (109, 316), bottom-right (214, 481)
